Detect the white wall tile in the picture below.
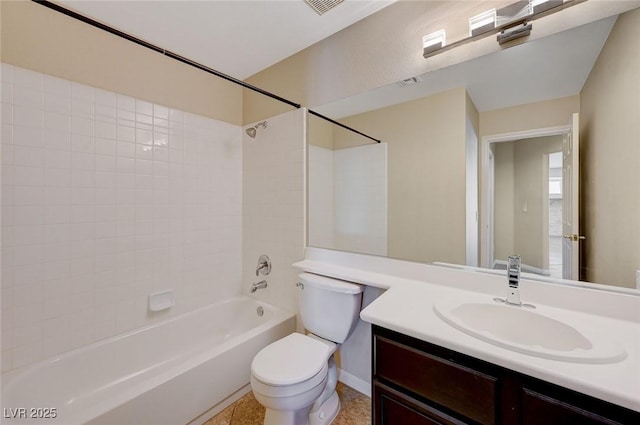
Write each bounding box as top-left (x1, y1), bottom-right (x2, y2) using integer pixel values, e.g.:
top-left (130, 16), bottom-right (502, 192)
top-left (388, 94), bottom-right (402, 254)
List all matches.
top-left (14, 126), bottom-right (43, 147)
top-left (14, 105), bottom-right (43, 129)
top-left (71, 133), bottom-right (93, 153)
top-left (44, 129), bottom-right (70, 151)
top-left (13, 86), bottom-right (43, 109)
top-left (1, 63), bottom-right (15, 84)
top-left (44, 75), bottom-right (71, 96)
top-left (242, 109), bottom-right (305, 313)
top-left (44, 93), bottom-right (71, 115)
top-left (1, 65), bottom-right (244, 372)
top-left (44, 111), bottom-right (69, 133)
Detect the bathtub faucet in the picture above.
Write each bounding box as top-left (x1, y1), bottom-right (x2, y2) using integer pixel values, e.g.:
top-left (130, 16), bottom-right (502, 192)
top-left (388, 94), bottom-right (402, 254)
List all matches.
top-left (251, 280), bottom-right (268, 293)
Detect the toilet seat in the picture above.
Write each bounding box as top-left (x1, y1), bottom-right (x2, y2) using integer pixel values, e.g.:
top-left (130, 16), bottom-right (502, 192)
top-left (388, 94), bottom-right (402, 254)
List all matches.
top-left (252, 333), bottom-right (334, 386)
top-left (251, 363), bottom-right (328, 398)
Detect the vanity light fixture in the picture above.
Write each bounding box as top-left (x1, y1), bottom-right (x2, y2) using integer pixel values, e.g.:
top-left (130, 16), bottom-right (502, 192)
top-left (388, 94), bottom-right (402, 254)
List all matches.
top-left (497, 23), bottom-right (533, 45)
top-left (496, 0), bottom-right (532, 27)
top-left (531, 0), bottom-right (564, 14)
top-left (469, 9), bottom-right (496, 37)
top-left (423, 0), bottom-right (573, 58)
top-left (422, 29), bottom-right (446, 57)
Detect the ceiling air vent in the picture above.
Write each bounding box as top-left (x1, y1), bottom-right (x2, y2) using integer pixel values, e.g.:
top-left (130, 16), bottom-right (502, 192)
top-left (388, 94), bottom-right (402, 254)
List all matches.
top-left (305, 0), bottom-right (344, 16)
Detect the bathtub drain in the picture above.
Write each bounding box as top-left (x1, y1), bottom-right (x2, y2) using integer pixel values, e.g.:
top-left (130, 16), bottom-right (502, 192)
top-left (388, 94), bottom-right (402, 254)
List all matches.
top-left (256, 306), bottom-right (264, 317)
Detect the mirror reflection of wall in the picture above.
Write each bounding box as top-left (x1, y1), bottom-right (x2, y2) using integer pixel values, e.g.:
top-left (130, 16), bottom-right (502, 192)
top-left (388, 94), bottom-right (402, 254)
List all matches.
top-left (307, 8), bottom-right (640, 289)
top-left (492, 135), bottom-right (563, 276)
top-left (312, 88), bottom-right (478, 266)
top-left (308, 116), bottom-right (388, 257)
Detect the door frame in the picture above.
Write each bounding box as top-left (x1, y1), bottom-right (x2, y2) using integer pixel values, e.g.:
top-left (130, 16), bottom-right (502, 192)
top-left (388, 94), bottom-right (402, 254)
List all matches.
top-left (480, 124), bottom-right (571, 269)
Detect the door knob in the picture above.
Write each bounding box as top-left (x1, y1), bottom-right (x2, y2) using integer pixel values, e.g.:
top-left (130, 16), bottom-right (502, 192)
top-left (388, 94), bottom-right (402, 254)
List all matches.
top-left (563, 234), bottom-right (586, 241)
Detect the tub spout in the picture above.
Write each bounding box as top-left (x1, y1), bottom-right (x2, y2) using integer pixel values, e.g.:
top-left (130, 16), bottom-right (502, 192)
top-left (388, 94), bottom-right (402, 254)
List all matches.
top-left (251, 280), bottom-right (268, 293)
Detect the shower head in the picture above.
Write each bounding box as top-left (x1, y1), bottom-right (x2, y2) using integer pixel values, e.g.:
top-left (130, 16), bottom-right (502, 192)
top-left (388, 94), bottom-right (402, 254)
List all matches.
top-left (245, 121), bottom-right (267, 139)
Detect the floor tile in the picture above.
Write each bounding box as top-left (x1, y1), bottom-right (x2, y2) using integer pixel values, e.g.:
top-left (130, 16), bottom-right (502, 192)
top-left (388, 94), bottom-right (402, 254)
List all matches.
top-left (204, 382), bottom-right (370, 425)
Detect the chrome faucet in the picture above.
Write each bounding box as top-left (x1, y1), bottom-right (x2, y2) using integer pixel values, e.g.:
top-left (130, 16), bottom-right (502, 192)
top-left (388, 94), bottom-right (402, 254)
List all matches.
top-left (506, 255), bottom-right (522, 306)
top-left (255, 255), bottom-right (271, 277)
top-left (251, 280), bottom-right (268, 293)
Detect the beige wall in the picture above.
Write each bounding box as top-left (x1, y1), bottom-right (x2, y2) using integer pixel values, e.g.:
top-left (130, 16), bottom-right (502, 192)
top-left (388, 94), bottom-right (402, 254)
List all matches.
top-left (580, 8), bottom-right (640, 288)
top-left (479, 95), bottom-right (580, 138)
top-left (493, 136), bottom-right (563, 271)
top-left (335, 88), bottom-right (468, 265)
top-left (493, 142), bottom-right (515, 262)
top-left (514, 136), bottom-right (562, 270)
top-left (1, 0), bottom-right (242, 124)
top-left (465, 92), bottom-right (479, 265)
top-left (308, 114), bottom-right (334, 150)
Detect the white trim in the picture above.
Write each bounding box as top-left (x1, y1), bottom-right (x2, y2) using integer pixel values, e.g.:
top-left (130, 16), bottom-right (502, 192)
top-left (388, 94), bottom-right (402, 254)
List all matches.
top-left (483, 125), bottom-right (571, 144)
top-left (338, 368), bottom-right (371, 398)
top-left (486, 150), bottom-right (494, 268)
top-left (480, 124), bottom-right (571, 268)
top-left (187, 384), bottom-right (251, 425)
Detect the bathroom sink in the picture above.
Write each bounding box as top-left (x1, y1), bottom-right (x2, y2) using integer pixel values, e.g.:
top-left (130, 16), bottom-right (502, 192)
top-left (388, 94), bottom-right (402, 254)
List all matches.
top-left (433, 299), bottom-right (626, 364)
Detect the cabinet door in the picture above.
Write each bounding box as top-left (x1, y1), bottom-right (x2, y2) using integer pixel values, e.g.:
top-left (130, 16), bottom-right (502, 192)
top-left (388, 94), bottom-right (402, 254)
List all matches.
top-left (522, 388), bottom-right (625, 425)
top-left (375, 335), bottom-right (497, 425)
top-left (374, 381), bottom-right (468, 425)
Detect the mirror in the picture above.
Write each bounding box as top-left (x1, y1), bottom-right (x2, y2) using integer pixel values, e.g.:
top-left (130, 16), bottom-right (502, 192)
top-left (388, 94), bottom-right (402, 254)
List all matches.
top-left (307, 8), bottom-right (640, 290)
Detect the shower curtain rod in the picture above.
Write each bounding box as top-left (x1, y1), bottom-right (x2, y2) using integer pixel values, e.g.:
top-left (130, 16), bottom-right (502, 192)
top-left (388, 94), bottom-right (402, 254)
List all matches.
top-left (309, 111), bottom-right (381, 144)
top-left (34, 0), bottom-right (300, 109)
top-left (33, 0), bottom-right (382, 144)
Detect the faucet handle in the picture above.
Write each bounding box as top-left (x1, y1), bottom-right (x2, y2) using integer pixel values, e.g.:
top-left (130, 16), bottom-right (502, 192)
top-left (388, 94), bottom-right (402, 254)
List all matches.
top-left (256, 255), bottom-right (271, 276)
top-left (506, 255), bottom-right (522, 306)
top-left (507, 255), bottom-right (521, 287)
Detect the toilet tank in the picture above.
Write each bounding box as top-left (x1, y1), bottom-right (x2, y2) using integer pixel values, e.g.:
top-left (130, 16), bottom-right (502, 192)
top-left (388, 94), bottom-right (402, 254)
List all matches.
top-left (297, 273), bottom-right (364, 343)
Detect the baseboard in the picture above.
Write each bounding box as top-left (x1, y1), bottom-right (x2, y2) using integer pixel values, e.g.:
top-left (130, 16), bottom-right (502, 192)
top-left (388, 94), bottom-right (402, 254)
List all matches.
top-left (188, 384), bottom-right (251, 425)
top-left (338, 368), bottom-right (371, 398)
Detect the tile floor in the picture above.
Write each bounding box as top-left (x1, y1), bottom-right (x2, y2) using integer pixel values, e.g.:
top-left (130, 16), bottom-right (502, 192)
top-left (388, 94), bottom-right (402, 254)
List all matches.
top-left (205, 382), bottom-right (370, 425)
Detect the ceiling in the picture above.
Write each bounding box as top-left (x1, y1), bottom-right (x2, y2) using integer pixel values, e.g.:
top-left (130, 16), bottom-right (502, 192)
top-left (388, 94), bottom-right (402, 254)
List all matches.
top-left (315, 15), bottom-right (617, 118)
top-left (56, 1), bottom-right (618, 117)
top-left (60, 0), bottom-right (395, 80)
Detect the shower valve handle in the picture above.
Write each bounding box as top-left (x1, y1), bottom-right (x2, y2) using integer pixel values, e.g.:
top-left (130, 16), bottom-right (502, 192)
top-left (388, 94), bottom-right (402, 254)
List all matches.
top-left (256, 255), bottom-right (271, 276)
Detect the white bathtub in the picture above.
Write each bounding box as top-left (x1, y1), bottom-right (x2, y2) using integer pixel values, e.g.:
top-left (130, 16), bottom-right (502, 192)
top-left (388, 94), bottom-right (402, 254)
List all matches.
top-left (1, 296), bottom-right (295, 425)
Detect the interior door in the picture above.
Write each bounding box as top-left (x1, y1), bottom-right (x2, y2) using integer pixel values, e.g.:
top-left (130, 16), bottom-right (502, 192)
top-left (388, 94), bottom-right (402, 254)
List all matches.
top-left (562, 113), bottom-right (581, 280)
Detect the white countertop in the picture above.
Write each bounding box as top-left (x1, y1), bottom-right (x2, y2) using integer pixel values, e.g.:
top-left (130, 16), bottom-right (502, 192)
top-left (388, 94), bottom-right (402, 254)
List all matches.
top-left (294, 248), bottom-right (640, 412)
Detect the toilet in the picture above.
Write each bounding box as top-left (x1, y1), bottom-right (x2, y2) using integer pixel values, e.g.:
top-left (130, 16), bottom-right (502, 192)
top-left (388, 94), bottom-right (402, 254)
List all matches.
top-left (250, 272), bottom-right (364, 425)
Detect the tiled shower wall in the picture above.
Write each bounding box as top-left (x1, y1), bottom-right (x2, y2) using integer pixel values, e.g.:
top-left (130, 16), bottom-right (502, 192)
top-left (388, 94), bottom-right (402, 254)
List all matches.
top-left (0, 64), bottom-right (243, 372)
top-left (243, 109), bottom-right (305, 314)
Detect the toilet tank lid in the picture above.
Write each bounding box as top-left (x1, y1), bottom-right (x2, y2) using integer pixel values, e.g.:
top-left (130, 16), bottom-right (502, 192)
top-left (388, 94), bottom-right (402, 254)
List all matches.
top-left (298, 273), bottom-right (363, 294)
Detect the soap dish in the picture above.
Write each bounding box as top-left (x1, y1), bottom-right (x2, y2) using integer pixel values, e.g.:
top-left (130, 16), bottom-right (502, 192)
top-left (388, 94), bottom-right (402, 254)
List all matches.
top-left (148, 290), bottom-right (175, 312)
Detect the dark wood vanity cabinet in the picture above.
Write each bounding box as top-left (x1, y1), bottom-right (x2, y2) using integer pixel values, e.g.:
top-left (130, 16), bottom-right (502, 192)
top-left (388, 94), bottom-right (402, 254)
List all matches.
top-left (372, 325), bottom-right (639, 425)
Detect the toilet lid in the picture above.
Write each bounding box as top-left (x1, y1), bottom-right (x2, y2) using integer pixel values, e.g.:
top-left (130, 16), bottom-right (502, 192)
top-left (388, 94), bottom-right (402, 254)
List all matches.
top-left (251, 333), bottom-right (331, 386)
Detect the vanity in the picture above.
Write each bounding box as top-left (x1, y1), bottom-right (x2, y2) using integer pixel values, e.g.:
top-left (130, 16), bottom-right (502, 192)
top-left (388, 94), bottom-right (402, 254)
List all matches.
top-left (373, 325), bottom-right (638, 424)
top-left (294, 248), bottom-right (640, 425)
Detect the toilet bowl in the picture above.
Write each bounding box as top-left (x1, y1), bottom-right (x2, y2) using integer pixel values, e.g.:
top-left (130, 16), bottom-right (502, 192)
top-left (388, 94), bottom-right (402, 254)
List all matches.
top-left (251, 333), bottom-right (338, 425)
top-left (250, 273), bottom-right (363, 425)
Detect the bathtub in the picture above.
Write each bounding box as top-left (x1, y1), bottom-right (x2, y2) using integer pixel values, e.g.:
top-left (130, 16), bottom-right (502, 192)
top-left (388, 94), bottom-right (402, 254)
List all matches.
top-left (1, 296), bottom-right (295, 425)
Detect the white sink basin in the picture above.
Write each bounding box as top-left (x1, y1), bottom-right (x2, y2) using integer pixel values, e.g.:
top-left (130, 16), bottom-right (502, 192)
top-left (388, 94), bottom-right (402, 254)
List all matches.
top-left (434, 299), bottom-right (626, 363)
